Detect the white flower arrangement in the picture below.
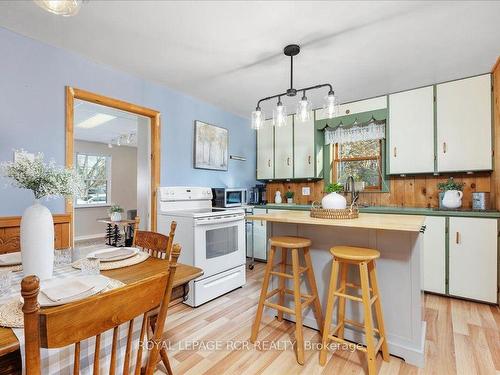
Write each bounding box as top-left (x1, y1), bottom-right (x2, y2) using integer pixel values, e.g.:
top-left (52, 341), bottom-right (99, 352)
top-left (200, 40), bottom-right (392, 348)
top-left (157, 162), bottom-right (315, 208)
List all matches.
top-left (1, 150), bottom-right (84, 200)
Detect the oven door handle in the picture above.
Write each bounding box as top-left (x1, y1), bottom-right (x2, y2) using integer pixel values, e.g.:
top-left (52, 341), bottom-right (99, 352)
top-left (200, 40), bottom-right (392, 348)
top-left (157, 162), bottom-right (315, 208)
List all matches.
top-left (195, 215), bottom-right (245, 225)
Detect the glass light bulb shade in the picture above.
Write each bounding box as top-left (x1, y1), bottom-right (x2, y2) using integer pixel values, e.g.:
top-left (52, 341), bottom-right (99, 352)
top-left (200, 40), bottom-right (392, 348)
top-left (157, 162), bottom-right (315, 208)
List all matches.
top-left (34, 0), bottom-right (83, 16)
top-left (273, 104), bottom-right (287, 127)
top-left (251, 109), bottom-right (265, 130)
top-left (296, 99), bottom-right (311, 122)
top-left (323, 93), bottom-right (339, 119)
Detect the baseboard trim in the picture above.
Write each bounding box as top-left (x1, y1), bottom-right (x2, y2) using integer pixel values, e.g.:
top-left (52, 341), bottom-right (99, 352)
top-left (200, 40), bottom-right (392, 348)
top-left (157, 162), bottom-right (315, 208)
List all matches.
top-left (74, 234), bottom-right (103, 242)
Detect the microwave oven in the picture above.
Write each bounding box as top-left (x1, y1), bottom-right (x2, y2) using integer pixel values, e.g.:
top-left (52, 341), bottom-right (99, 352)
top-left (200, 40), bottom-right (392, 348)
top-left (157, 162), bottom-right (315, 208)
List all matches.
top-left (212, 188), bottom-right (247, 207)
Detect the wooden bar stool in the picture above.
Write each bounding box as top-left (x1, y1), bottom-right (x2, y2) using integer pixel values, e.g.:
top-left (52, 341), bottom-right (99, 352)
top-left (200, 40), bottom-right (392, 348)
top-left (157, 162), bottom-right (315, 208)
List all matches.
top-left (319, 246), bottom-right (389, 374)
top-left (250, 236), bottom-right (323, 365)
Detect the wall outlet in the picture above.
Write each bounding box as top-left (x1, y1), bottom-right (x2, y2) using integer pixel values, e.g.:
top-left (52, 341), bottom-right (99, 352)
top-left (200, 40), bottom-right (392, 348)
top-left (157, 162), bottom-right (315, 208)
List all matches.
top-left (302, 187), bottom-right (311, 196)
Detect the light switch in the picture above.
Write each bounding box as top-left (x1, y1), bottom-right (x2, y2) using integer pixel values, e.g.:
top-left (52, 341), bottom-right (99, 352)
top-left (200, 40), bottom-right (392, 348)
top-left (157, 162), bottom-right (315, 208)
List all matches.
top-left (302, 187), bottom-right (311, 196)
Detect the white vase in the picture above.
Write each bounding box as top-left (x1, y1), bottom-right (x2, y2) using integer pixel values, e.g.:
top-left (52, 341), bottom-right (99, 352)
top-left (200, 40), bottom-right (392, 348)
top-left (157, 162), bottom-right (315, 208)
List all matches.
top-left (20, 200), bottom-right (54, 280)
top-left (321, 192), bottom-right (347, 209)
top-left (287, 198), bottom-right (293, 204)
top-left (442, 190), bottom-right (463, 209)
top-left (110, 212), bottom-right (122, 221)
top-left (274, 191), bottom-right (282, 204)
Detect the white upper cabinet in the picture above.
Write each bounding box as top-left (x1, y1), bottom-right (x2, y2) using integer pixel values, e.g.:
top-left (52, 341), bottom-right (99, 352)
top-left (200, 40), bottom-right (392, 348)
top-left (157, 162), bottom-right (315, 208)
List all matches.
top-left (293, 112), bottom-right (315, 178)
top-left (388, 86), bottom-right (435, 174)
top-left (274, 115), bottom-right (294, 179)
top-left (316, 96), bottom-right (387, 120)
top-left (436, 74), bottom-right (492, 172)
top-left (256, 119), bottom-right (274, 180)
top-left (448, 217), bottom-right (498, 303)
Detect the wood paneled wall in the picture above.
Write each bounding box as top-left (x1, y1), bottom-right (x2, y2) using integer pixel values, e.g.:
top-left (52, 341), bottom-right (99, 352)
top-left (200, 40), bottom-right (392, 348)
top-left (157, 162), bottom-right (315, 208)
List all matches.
top-left (266, 172), bottom-right (492, 208)
top-left (0, 214), bottom-right (71, 254)
top-left (267, 58), bottom-right (500, 209)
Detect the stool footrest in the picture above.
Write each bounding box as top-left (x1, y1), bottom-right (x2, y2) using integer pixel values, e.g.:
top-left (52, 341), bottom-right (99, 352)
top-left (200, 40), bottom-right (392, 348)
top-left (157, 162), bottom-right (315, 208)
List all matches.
top-left (263, 301), bottom-right (295, 315)
top-left (343, 319), bottom-right (380, 335)
top-left (333, 291), bottom-right (362, 302)
top-left (327, 335), bottom-right (367, 353)
top-left (270, 266), bottom-right (308, 279)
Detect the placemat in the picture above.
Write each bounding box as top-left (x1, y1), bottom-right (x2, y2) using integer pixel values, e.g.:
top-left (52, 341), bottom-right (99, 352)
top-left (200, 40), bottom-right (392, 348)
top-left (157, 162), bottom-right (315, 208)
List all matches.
top-left (0, 277), bottom-right (125, 328)
top-left (72, 251), bottom-right (149, 271)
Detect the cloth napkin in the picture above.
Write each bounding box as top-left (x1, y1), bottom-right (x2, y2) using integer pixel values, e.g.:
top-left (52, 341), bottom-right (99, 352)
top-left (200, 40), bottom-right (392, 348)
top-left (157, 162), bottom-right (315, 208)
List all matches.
top-left (42, 279), bottom-right (94, 302)
top-left (93, 248), bottom-right (135, 260)
top-left (0, 252), bottom-right (21, 265)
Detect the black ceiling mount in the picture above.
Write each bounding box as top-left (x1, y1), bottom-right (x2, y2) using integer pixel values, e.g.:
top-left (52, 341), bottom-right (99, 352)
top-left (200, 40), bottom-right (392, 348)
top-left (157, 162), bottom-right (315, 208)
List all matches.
top-left (255, 43), bottom-right (333, 109)
top-left (283, 44), bottom-right (300, 57)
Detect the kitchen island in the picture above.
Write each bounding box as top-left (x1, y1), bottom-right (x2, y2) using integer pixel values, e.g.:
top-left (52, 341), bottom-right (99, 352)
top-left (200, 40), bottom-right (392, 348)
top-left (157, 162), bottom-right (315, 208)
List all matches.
top-left (246, 211), bottom-right (426, 367)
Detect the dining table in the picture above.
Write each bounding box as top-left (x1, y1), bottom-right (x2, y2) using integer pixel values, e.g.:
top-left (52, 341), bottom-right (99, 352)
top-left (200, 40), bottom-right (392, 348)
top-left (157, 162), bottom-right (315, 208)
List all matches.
top-left (0, 255), bottom-right (203, 374)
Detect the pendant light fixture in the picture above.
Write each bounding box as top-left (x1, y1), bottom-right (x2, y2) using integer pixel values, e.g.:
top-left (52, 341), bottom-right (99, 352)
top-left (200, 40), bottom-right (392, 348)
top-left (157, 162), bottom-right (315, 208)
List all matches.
top-left (251, 44), bottom-right (338, 130)
top-left (34, 0), bottom-right (84, 16)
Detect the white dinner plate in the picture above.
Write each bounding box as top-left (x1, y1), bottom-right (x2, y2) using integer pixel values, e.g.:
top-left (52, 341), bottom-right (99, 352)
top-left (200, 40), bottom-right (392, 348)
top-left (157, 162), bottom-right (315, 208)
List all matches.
top-left (0, 252), bottom-right (22, 266)
top-left (86, 247), bottom-right (138, 262)
top-left (20, 275), bottom-right (111, 307)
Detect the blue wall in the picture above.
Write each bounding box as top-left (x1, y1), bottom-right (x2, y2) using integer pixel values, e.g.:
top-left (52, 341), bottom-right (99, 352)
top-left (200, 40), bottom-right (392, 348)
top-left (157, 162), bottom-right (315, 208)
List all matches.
top-left (0, 27), bottom-right (256, 215)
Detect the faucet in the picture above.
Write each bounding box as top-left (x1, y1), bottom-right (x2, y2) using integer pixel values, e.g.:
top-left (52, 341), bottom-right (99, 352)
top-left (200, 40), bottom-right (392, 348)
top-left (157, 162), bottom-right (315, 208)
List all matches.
top-left (346, 176), bottom-right (359, 205)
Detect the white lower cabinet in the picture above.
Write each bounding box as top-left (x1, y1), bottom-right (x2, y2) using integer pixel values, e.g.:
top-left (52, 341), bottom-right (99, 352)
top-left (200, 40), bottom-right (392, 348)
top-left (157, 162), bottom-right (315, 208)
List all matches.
top-left (448, 217), bottom-right (498, 303)
top-left (252, 208), bottom-right (268, 261)
top-left (423, 217), bottom-right (446, 294)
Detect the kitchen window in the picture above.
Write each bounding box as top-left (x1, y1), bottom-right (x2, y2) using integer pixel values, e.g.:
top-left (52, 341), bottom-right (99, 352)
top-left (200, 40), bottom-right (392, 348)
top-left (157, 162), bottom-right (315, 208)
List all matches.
top-left (75, 153), bottom-right (112, 207)
top-left (330, 139), bottom-right (383, 191)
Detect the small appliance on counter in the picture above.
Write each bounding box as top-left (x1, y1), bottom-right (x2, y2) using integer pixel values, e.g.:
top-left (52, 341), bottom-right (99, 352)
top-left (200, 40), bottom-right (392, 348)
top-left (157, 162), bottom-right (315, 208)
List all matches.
top-left (212, 188), bottom-right (247, 207)
top-left (472, 192), bottom-right (490, 210)
top-left (248, 184), bottom-right (267, 205)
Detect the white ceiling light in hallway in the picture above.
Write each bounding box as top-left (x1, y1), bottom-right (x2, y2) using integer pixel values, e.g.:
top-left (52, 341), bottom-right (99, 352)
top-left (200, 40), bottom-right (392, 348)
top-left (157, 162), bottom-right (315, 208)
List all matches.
top-left (34, 0), bottom-right (83, 16)
top-left (251, 44), bottom-right (338, 130)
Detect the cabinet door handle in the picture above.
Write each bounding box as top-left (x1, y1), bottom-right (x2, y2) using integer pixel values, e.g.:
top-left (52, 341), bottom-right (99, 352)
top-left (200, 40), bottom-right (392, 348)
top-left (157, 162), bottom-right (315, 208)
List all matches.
top-left (308, 155), bottom-right (312, 164)
top-left (287, 157), bottom-right (291, 166)
top-left (268, 159), bottom-right (271, 167)
top-left (393, 147), bottom-right (397, 158)
top-left (456, 231), bottom-right (460, 244)
top-left (443, 142), bottom-right (447, 154)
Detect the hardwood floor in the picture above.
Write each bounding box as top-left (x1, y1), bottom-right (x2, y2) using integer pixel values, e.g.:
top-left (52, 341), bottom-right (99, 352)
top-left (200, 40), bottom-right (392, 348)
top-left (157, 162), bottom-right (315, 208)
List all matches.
top-left (156, 263), bottom-right (500, 375)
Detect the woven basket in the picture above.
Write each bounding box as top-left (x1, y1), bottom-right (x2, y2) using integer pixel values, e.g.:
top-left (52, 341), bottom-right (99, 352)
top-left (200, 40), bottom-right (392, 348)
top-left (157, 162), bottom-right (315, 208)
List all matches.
top-left (310, 201), bottom-right (359, 220)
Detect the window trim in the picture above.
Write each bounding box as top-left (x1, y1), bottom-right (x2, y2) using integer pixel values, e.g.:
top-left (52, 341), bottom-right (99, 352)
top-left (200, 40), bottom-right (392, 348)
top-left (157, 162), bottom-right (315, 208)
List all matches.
top-left (330, 139), bottom-right (385, 192)
top-left (74, 152), bottom-right (112, 208)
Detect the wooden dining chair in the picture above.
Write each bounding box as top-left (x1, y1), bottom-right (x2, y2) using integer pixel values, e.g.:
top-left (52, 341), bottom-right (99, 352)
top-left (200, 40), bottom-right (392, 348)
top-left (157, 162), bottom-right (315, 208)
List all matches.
top-left (22, 243), bottom-right (182, 375)
top-left (132, 216), bottom-right (177, 260)
top-left (131, 216), bottom-right (177, 374)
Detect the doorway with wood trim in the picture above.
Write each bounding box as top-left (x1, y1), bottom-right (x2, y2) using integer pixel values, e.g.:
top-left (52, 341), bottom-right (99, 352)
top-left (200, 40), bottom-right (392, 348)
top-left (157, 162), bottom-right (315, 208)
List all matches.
top-left (65, 87), bottom-right (160, 246)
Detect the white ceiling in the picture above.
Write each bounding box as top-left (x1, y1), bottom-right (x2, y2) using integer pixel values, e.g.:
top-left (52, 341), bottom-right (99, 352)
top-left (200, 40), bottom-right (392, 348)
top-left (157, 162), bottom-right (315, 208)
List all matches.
top-left (1, 1), bottom-right (499, 118)
top-left (74, 99), bottom-right (140, 146)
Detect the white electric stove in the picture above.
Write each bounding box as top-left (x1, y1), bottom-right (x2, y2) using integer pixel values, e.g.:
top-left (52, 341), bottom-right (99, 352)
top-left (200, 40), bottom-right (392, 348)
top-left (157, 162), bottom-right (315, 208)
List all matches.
top-left (157, 187), bottom-right (246, 307)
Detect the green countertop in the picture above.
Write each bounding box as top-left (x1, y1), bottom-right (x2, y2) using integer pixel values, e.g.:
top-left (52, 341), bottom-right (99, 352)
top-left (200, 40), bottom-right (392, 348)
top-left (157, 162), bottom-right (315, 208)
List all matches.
top-left (255, 203), bottom-right (500, 218)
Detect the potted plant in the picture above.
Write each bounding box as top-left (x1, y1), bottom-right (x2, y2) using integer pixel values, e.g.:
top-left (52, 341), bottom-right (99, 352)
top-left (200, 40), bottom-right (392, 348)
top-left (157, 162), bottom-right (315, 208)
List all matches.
top-left (109, 204), bottom-right (124, 221)
top-left (285, 191), bottom-right (294, 204)
top-left (322, 182), bottom-right (347, 209)
top-left (437, 178), bottom-right (465, 209)
top-left (1, 150), bottom-right (82, 279)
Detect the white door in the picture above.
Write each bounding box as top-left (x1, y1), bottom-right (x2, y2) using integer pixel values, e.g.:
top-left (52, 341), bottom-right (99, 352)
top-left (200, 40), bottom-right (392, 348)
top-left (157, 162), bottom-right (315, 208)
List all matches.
top-left (252, 208), bottom-right (268, 261)
top-left (293, 112), bottom-right (315, 178)
top-left (436, 74), bottom-right (492, 172)
top-left (389, 86), bottom-right (434, 174)
top-left (448, 217), bottom-right (498, 303)
top-left (256, 119), bottom-right (274, 179)
top-left (274, 115), bottom-right (294, 179)
top-left (423, 216), bottom-right (446, 294)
